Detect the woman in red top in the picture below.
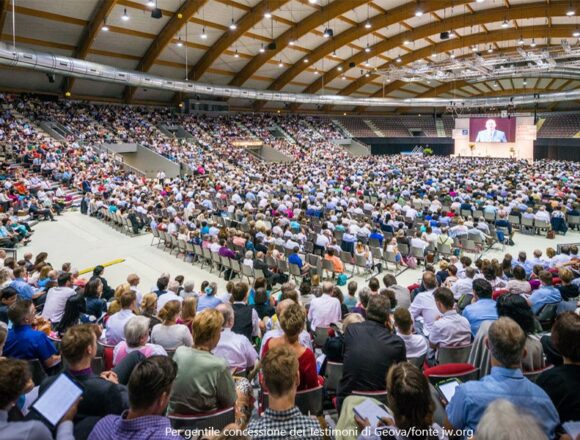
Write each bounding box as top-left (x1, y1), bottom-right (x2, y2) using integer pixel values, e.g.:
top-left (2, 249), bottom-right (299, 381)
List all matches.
top-left (261, 302), bottom-right (319, 391)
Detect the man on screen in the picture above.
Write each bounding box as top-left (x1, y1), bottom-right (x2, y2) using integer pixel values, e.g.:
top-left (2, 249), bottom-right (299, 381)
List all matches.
top-left (475, 119), bottom-right (507, 143)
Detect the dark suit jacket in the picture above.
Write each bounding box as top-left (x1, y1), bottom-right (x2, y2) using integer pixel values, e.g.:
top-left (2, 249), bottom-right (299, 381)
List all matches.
top-left (337, 320), bottom-right (406, 409)
top-left (38, 369), bottom-right (128, 439)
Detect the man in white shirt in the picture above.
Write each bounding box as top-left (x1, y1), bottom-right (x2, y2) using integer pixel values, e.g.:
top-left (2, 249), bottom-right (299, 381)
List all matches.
top-left (451, 267), bottom-right (476, 300)
top-left (409, 272), bottom-right (441, 336)
top-left (41, 272), bottom-right (77, 324)
top-left (307, 282), bottom-right (342, 331)
top-left (214, 303), bottom-right (259, 372)
top-left (105, 291), bottom-right (137, 345)
top-left (157, 280), bottom-right (184, 313)
top-left (534, 206), bottom-right (551, 223)
top-left (429, 288), bottom-right (471, 361)
top-left (410, 231), bottom-right (429, 252)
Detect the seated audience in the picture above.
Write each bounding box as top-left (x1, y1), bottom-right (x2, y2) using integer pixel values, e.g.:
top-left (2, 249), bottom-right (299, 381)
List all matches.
top-left (528, 270), bottom-right (561, 314)
top-left (308, 281), bottom-right (342, 330)
top-left (0, 358), bottom-right (77, 439)
top-left (506, 265), bottom-right (531, 295)
top-left (247, 345), bottom-right (323, 439)
top-left (475, 399), bottom-right (548, 440)
top-left (39, 324), bottom-right (127, 439)
top-left (168, 309), bottom-right (236, 414)
top-left (393, 308), bottom-right (428, 359)
top-left (462, 279), bottom-right (498, 336)
top-left (262, 302), bottom-right (318, 391)
top-left (88, 356), bottom-right (182, 439)
top-left (382, 275), bottom-right (410, 310)
top-left (113, 316), bottom-right (167, 366)
top-left (409, 272), bottom-right (440, 335)
top-left (151, 300), bottom-right (193, 350)
top-left (84, 278), bottom-right (106, 321)
top-left (536, 312), bottom-right (580, 424)
top-left (4, 299), bottom-right (60, 368)
top-left (196, 282), bottom-right (222, 312)
top-left (0, 287), bottom-right (17, 324)
top-left (338, 294), bottom-right (406, 409)
top-left (105, 291), bottom-right (137, 345)
top-left (231, 282), bottom-right (260, 342)
top-left (214, 303), bottom-right (259, 373)
top-left (446, 317), bottom-right (559, 437)
top-left (260, 299), bottom-right (312, 356)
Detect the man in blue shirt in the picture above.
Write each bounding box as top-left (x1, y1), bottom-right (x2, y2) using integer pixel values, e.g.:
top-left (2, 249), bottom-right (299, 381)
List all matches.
top-left (462, 279), bottom-right (497, 335)
top-left (446, 317), bottom-right (559, 438)
top-left (4, 299), bottom-right (61, 369)
top-left (528, 271), bottom-right (562, 315)
top-left (9, 267), bottom-right (37, 301)
top-left (288, 247), bottom-right (312, 275)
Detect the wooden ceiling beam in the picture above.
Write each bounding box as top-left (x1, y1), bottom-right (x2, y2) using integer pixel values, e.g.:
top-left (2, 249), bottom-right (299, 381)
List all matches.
top-left (124, 0), bottom-right (208, 103)
top-left (229, 0), bottom-right (369, 87)
top-left (293, 2), bottom-right (570, 110)
top-left (0, 0), bottom-right (8, 35)
top-left (255, 0), bottom-right (468, 110)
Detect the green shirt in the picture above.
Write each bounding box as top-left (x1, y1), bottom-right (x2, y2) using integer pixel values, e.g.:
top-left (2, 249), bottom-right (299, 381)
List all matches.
top-left (168, 346), bottom-right (236, 414)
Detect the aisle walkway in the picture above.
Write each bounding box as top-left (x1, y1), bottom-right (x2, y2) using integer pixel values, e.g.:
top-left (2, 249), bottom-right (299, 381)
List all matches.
top-left (19, 212), bottom-right (580, 294)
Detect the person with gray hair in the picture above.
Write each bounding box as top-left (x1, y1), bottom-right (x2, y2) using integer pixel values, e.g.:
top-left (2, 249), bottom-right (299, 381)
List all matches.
top-left (213, 303), bottom-right (258, 372)
top-left (112, 315), bottom-right (167, 366)
top-left (475, 400), bottom-right (546, 440)
top-left (351, 286), bottom-right (371, 318)
top-left (337, 294), bottom-right (405, 410)
top-left (446, 317), bottom-right (559, 438)
top-left (156, 280), bottom-right (184, 313)
top-left (180, 280), bottom-right (196, 299)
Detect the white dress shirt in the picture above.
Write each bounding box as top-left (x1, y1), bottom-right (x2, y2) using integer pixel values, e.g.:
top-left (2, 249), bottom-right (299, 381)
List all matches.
top-left (398, 333), bottom-right (428, 358)
top-left (41, 286), bottom-right (76, 323)
top-left (213, 328), bottom-right (259, 371)
top-left (307, 294), bottom-right (342, 330)
top-left (451, 277), bottom-right (474, 300)
top-left (409, 289), bottom-right (440, 336)
top-left (429, 310), bottom-right (472, 348)
top-left (157, 292), bottom-right (184, 313)
top-left (105, 309), bottom-right (134, 345)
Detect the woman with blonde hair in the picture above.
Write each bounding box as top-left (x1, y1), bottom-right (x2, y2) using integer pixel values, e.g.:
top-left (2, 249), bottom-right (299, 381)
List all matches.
top-left (140, 292), bottom-right (161, 330)
top-left (168, 309), bottom-right (236, 415)
top-left (151, 299), bottom-right (193, 350)
top-left (107, 284), bottom-right (132, 315)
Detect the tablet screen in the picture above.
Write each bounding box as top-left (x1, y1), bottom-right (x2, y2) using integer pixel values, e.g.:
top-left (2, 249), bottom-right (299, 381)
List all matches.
top-left (32, 373), bottom-right (83, 426)
top-left (438, 380), bottom-right (460, 403)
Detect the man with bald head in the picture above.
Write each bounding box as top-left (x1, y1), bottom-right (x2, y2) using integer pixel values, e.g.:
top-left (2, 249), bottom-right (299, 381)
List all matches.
top-left (259, 299), bottom-right (312, 357)
top-left (307, 281), bottom-right (342, 331)
top-left (213, 303), bottom-right (258, 372)
top-left (409, 271), bottom-right (441, 336)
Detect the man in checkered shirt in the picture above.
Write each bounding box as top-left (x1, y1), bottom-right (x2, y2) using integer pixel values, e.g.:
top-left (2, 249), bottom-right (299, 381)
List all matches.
top-left (247, 345), bottom-right (325, 440)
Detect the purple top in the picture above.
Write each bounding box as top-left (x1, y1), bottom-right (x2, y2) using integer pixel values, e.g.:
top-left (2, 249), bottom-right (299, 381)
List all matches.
top-left (88, 411), bottom-right (184, 440)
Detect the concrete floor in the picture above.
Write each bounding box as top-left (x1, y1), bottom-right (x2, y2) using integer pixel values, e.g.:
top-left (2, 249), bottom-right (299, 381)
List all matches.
top-left (20, 211), bottom-right (580, 295)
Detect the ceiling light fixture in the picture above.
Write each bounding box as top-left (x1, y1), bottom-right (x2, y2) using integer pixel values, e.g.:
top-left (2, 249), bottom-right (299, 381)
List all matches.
top-left (122, 8), bottom-right (129, 21)
top-left (365, 21), bottom-right (371, 29)
top-left (566, 1), bottom-right (575, 16)
top-left (101, 17), bottom-right (109, 31)
top-left (341, 75), bottom-right (346, 80)
top-left (304, 58), bottom-right (309, 63)
top-left (234, 50), bottom-right (239, 58)
top-left (574, 28), bottom-right (580, 37)
top-left (448, 30), bottom-right (455, 38)
top-left (476, 0), bottom-right (485, 3)
top-left (487, 45), bottom-right (493, 53)
top-left (289, 39), bottom-right (295, 46)
top-left (404, 39), bottom-right (411, 45)
top-left (314, 70), bottom-right (319, 75)
top-left (415, 9), bottom-right (423, 17)
top-left (278, 60), bottom-right (284, 67)
top-left (365, 44), bottom-right (371, 53)
top-left (259, 44), bottom-right (265, 53)
top-left (530, 38), bottom-right (537, 47)
top-left (523, 79), bottom-right (527, 85)
top-left (501, 19), bottom-right (509, 28)
top-left (308, 0), bottom-right (318, 4)
top-left (176, 37), bottom-right (183, 47)
top-left (396, 55), bottom-right (402, 62)
top-left (323, 28), bottom-right (333, 38)
top-left (450, 51), bottom-right (455, 59)
top-left (337, 66), bottom-right (343, 71)
top-left (365, 73), bottom-right (370, 77)
top-left (147, 0), bottom-right (155, 7)
top-left (229, 19), bottom-right (237, 30)
top-left (201, 28), bottom-right (207, 39)
top-left (264, 11), bottom-right (272, 19)
top-left (518, 36), bottom-right (524, 45)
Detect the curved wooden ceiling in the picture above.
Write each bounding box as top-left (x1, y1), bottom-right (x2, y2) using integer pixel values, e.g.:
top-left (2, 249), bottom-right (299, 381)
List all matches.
top-left (0, 0), bottom-right (578, 112)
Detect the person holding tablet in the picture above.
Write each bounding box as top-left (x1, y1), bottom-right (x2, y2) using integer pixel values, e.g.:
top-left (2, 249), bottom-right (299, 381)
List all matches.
top-left (0, 358), bottom-right (77, 439)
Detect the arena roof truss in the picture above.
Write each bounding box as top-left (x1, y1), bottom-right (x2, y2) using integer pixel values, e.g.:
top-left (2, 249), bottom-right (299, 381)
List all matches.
top-left (0, 0), bottom-right (578, 112)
